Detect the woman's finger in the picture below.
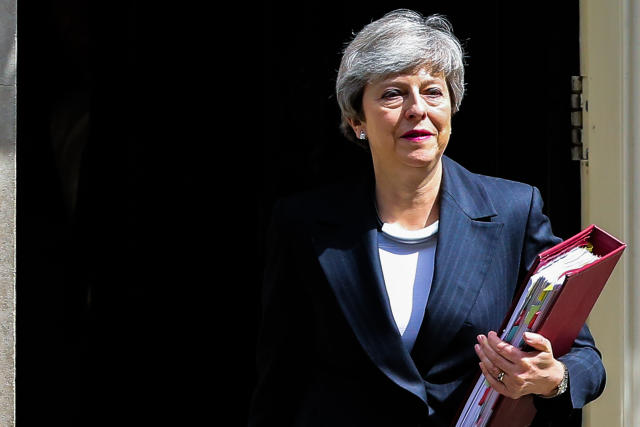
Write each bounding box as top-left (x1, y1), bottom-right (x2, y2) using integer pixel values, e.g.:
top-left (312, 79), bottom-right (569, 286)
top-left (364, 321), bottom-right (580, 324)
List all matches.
top-left (479, 361), bottom-right (513, 398)
top-left (485, 331), bottom-right (523, 364)
top-left (522, 332), bottom-right (553, 354)
top-left (475, 344), bottom-right (502, 378)
top-left (477, 334), bottom-right (514, 375)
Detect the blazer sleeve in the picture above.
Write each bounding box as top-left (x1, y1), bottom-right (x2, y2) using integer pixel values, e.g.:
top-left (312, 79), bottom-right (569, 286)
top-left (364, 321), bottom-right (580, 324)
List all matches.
top-left (248, 200), bottom-right (313, 426)
top-left (522, 187), bottom-right (606, 425)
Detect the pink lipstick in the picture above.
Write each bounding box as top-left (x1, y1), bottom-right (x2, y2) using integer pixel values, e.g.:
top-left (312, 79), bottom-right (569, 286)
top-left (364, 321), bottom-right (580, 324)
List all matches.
top-left (400, 129), bottom-right (434, 142)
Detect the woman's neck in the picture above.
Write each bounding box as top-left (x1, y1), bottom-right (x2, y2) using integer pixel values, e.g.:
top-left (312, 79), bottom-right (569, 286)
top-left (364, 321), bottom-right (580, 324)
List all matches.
top-left (374, 160), bottom-right (443, 231)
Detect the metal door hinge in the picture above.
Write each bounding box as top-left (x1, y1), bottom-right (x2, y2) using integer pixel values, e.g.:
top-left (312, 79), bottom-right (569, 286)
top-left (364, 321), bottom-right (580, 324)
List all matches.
top-left (570, 76), bottom-right (587, 161)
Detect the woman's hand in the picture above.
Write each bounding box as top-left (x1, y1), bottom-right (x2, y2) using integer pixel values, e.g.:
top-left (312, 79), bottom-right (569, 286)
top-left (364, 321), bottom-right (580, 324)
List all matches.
top-left (474, 331), bottom-right (565, 399)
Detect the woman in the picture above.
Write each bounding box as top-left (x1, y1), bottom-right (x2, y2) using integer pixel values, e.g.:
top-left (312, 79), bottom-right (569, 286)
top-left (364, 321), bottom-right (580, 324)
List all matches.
top-left (249, 9), bottom-right (605, 426)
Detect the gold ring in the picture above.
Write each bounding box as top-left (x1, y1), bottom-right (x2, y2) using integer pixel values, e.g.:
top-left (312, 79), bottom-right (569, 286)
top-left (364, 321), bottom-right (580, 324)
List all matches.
top-left (497, 371), bottom-right (505, 382)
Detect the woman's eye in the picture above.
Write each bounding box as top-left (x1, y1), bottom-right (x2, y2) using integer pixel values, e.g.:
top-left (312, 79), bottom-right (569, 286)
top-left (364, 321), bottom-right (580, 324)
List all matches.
top-left (424, 88), bottom-right (443, 97)
top-left (381, 90), bottom-right (402, 99)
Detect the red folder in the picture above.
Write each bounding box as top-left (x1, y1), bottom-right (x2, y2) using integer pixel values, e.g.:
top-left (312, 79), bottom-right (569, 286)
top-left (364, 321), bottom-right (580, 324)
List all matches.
top-left (457, 224), bottom-right (626, 427)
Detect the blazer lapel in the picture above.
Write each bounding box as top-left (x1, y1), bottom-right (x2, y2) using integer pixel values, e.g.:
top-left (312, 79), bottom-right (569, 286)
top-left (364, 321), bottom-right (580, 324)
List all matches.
top-left (310, 156), bottom-right (504, 402)
top-left (312, 183), bottom-right (428, 405)
top-left (411, 157), bottom-right (504, 368)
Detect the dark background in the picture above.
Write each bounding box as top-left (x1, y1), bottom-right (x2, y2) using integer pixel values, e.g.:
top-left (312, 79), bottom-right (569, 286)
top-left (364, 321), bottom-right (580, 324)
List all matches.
top-left (16, 1), bottom-right (579, 423)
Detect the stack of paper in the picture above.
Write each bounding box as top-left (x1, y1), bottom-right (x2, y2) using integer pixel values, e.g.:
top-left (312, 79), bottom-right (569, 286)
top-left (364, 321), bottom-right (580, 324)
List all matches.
top-left (455, 245), bottom-right (600, 427)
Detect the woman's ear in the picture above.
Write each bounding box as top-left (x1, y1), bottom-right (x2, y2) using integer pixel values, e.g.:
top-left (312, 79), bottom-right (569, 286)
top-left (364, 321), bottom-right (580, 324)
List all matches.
top-left (347, 118), bottom-right (365, 140)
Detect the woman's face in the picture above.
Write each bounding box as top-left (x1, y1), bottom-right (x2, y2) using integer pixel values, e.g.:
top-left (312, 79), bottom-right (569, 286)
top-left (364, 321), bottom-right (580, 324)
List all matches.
top-left (357, 67), bottom-right (452, 171)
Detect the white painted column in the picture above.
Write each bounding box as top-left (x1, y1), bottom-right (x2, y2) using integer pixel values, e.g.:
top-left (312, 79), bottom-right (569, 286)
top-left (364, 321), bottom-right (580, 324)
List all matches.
top-left (0, 0), bottom-right (16, 425)
top-left (621, 1), bottom-right (640, 426)
top-left (580, 0), bottom-right (640, 426)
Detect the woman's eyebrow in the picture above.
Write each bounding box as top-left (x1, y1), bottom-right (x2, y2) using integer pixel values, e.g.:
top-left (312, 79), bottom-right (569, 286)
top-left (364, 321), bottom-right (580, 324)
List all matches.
top-left (379, 75), bottom-right (445, 85)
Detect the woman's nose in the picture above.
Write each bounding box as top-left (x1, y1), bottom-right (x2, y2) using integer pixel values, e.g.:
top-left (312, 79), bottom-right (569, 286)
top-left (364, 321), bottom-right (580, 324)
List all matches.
top-left (405, 95), bottom-right (427, 120)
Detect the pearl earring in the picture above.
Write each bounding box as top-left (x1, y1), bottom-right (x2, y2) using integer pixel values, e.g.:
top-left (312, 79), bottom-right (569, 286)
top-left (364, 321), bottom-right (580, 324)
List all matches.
top-left (359, 130), bottom-right (367, 140)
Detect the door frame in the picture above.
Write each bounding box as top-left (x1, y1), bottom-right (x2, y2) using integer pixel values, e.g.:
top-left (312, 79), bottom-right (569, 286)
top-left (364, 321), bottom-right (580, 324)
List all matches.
top-left (580, 0), bottom-right (640, 425)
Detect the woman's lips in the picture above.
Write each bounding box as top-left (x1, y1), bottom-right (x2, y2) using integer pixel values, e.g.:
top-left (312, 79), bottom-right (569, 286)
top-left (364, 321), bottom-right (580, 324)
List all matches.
top-left (400, 130), bottom-right (434, 141)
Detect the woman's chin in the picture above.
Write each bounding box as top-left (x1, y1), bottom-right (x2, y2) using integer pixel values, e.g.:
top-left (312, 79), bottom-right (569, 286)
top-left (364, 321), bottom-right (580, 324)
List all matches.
top-left (401, 150), bottom-right (444, 169)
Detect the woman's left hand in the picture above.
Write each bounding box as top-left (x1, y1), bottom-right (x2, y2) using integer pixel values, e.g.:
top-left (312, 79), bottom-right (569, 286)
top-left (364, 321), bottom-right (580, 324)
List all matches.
top-left (474, 331), bottom-right (565, 399)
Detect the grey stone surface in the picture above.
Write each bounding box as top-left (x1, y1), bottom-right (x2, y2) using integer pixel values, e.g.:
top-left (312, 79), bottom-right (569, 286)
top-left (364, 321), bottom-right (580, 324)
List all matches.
top-left (0, 85), bottom-right (15, 427)
top-left (0, 0), bottom-right (16, 424)
top-left (0, 86), bottom-right (15, 427)
top-left (0, 0), bottom-right (16, 87)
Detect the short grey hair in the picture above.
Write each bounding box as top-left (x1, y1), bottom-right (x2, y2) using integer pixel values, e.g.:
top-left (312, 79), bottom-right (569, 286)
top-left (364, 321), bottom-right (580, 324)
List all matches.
top-left (336, 9), bottom-right (465, 147)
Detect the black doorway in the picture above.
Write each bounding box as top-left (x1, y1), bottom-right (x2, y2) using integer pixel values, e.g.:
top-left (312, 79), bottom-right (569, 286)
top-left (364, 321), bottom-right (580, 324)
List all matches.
top-left (260, 1), bottom-right (581, 234)
top-left (16, 1), bottom-right (580, 423)
top-left (253, 0), bottom-right (581, 419)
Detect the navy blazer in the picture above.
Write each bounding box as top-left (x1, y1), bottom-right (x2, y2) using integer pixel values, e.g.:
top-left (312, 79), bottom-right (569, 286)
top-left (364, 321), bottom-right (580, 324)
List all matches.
top-left (249, 156), bottom-right (605, 426)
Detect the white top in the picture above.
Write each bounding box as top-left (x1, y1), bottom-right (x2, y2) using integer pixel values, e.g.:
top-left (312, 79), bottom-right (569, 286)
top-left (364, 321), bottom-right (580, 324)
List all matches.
top-left (378, 220), bottom-right (438, 351)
